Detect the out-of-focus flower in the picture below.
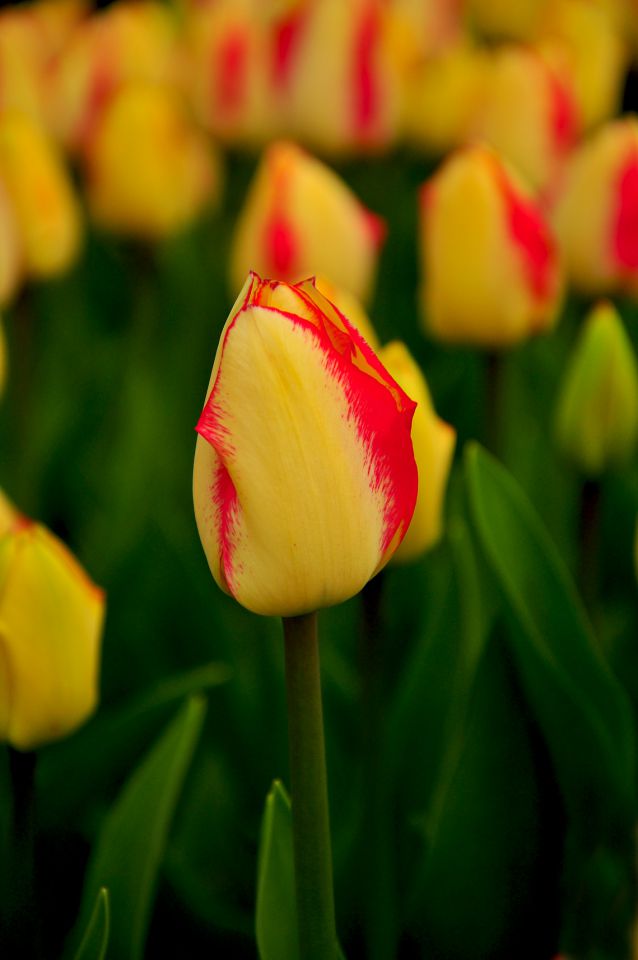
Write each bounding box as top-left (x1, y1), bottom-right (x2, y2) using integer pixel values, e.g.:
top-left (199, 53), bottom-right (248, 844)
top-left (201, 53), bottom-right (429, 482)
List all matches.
top-left (0, 176), bottom-right (24, 306)
top-left (184, 0), bottom-right (278, 147)
top-left (555, 301), bottom-right (638, 475)
top-left (553, 116), bottom-right (638, 297)
top-left (473, 45), bottom-right (580, 196)
top-left (403, 39), bottom-right (488, 156)
top-left (230, 141), bottom-right (385, 303)
top-left (85, 83), bottom-right (220, 241)
top-left (193, 273), bottom-right (417, 617)
top-left (535, 0), bottom-right (627, 133)
top-left (0, 8), bottom-right (50, 126)
top-left (0, 113), bottom-right (82, 279)
top-left (468, 0), bottom-right (551, 41)
top-left (49, 0), bottom-right (178, 153)
top-left (282, 0), bottom-right (403, 154)
top-left (314, 275), bottom-right (380, 349)
top-left (32, 0), bottom-right (89, 55)
top-left (389, 0), bottom-right (467, 59)
top-left (0, 490), bottom-right (17, 534)
top-left (379, 341), bottom-right (455, 562)
top-left (0, 517), bottom-right (105, 751)
top-left (419, 145), bottom-right (563, 347)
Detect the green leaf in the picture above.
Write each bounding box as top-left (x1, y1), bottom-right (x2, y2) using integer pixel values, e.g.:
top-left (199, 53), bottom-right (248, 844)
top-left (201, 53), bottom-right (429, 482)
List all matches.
top-left (70, 696), bottom-right (206, 960)
top-left (464, 443), bottom-right (635, 828)
top-left (73, 888), bottom-right (109, 960)
top-left (256, 780), bottom-right (298, 960)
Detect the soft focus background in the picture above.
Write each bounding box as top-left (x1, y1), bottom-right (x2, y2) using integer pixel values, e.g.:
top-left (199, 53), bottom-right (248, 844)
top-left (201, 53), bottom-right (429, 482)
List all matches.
top-left (2, 0), bottom-right (638, 958)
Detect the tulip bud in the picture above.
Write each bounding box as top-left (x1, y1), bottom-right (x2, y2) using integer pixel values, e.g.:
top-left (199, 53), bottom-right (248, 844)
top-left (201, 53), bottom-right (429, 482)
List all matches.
top-left (85, 83), bottom-right (220, 241)
top-left (0, 113), bottom-right (82, 279)
top-left (230, 141), bottom-right (385, 303)
top-left (419, 144), bottom-right (563, 347)
top-left (314, 275), bottom-right (380, 349)
top-left (553, 116), bottom-right (638, 298)
top-left (193, 273), bottom-right (417, 617)
top-left (473, 46), bottom-right (580, 196)
top-left (379, 342), bottom-right (455, 562)
top-left (281, 0), bottom-right (403, 154)
top-left (0, 518), bottom-right (105, 751)
top-left (554, 301), bottom-right (638, 476)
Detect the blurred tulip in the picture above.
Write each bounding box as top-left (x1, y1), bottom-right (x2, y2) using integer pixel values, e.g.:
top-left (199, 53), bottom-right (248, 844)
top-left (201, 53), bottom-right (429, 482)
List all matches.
top-left (85, 83), bottom-right (220, 241)
top-left (474, 46), bottom-right (580, 196)
top-left (0, 490), bottom-right (17, 534)
top-left (0, 113), bottom-right (82, 280)
top-left (314, 275), bottom-right (380, 349)
top-left (379, 341), bottom-right (456, 562)
top-left (553, 116), bottom-right (638, 297)
top-left (282, 0), bottom-right (403, 154)
top-left (184, 0), bottom-right (278, 146)
top-left (193, 273), bottom-right (417, 617)
top-left (49, 0), bottom-right (178, 153)
top-left (403, 39), bottom-right (488, 156)
top-left (0, 517), bottom-right (105, 751)
top-left (32, 0), bottom-right (89, 55)
top-left (0, 176), bottom-right (24, 306)
top-left (536, 0), bottom-right (627, 133)
top-left (389, 0), bottom-right (467, 59)
top-left (0, 8), bottom-right (50, 126)
top-left (555, 301), bottom-right (638, 476)
top-left (419, 145), bottom-right (563, 347)
top-left (230, 141), bottom-right (385, 303)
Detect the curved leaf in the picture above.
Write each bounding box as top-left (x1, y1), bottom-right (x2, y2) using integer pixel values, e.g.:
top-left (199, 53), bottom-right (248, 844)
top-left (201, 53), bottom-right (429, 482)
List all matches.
top-left (73, 888), bottom-right (109, 960)
top-left (256, 780), bottom-right (298, 960)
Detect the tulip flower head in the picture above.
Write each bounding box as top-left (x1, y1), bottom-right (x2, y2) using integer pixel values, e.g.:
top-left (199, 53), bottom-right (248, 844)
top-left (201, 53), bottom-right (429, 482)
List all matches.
top-left (553, 116), bottom-right (638, 298)
top-left (193, 274), bottom-right (418, 617)
top-left (230, 141), bottom-right (385, 303)
top-left (0, 517), bottom-right (105, 751)
top-left (419, 144), bottom-right (563, 347)
top-left (379, 342), bottom-right (456, 562)
top-left (554, 301), bottom-right (638, 476)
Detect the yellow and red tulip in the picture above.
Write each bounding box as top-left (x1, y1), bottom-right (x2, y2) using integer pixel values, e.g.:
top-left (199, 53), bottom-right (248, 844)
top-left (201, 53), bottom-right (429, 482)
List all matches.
top-left (553, 116), bottom-right (638, 297)
top-left (193, 273), bottom-right (417, 617)
top-left (555, 301), bottom-right (638, 475)
top-left (419, 144), bottom-right (563, 347)
top-left (0, 516), bottom-right (105, 751)
top-left (85, 83), bottom-right (220, 241)
top-left (0, 112), bottom-right (82, 280)
top-left (230, 141), bottom-right (385, 303)
top-left (379, 341), bottom-right (456, 562)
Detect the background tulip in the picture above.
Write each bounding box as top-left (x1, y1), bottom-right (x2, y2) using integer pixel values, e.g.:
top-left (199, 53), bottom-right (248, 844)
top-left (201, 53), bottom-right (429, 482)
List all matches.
top-left (193, 273), bottom-right (417, 617)
top-left (379, 341), bottom-right (456, 562)
top-left (0, 176), bottom-right (23, 306)
top-left (0, 518), bottom-right (105, 751)
top-left (230, 141), bottom-right (385, 303)
top-left (554, 301), bottom-right (638, 476)
top-left (419, 145), bottom-right (563, 347)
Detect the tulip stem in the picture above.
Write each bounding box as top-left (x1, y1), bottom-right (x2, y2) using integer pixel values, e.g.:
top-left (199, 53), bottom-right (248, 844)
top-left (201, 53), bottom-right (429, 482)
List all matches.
top-left (7, 747), bottom-right (38, 959)
top-left (283, 612), bottom-right (337, 960)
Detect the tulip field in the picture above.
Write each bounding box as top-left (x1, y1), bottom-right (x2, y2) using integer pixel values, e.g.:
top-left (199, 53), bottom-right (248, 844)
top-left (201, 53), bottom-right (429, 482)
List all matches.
top-left (3, 1), bottom-right (638, 959)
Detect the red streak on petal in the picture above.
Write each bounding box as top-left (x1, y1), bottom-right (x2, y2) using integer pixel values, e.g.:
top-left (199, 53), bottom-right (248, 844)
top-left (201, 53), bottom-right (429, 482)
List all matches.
top-left (361, 207), bottom-right (386, 250)
top-left (498, 170), bottom-right (555, 302)
top-left (353, 4), bottom-right (380, 138)
top-left (263, 212), bottom-right (298, 277)
top-left (612, 147), bottom-right (638, 270)
top-left (213, 460), bottom-right (239, 591)
top-left (214, 27), bottom-right (248, 118)
top-left (77, 53), bottom-right (115, 152)
top-left (548, 70), bottom-right (579, 158)
top-left (271, 7), bottom-right (307, 90)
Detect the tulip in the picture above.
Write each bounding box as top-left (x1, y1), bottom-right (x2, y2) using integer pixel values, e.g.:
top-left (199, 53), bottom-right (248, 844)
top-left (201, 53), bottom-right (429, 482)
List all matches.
top-left (473, 46), bottom-right (580, 196)
top-left (282, 0), bottom-right (403, 154)
top-left (419, 145), bottom-right (563, 347)
top-left (0, 9), bottom-right (50, 127)
top-left (0, 517), bottom-right (105, 751)
top-left (0, 113), bottom-right (82, 280)
top-left (389, 0), bottom-right (467, 58)
top-left (193, 273), bottom-right (417, 618)
top-left (553, 116), bottom-right (638, 298)
top-left (85, 83), bottom-right (220, 240)
top-left (555, 301), bottom-right (638, 476)
top-left (0, 175), bottom-right (23, 306)
top-left (379, 342), bottom-right (456, 562)
top-left (535, 0), bottom-right (627, 132)
top-left (230, 141), bottom-right (385, 303)
top-left (314, 275), bottom-right (381, 349)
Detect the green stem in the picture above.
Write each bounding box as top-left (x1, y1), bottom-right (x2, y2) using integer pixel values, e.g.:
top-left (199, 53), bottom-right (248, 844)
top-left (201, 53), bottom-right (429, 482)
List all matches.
top-left (7, 747), bottom-right (38, 960)
top-left (283, 613), bottom-right (337, 960)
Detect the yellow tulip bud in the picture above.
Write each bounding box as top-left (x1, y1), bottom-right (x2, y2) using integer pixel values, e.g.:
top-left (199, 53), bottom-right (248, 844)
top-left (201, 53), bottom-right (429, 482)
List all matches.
top-left (535, 0), bottom-right (627, 132)
top-left (0, 175), bottom-right (23, 306)
top-left (555, 301), bottom-right (638, 476)
top-left (314, 275), bottom-right (381, 350)
top-left (553, 116), bottom-right (638, 298)
top-left (419, 145), bottom-right (563, 348)
top-left (193, 273), bottom-right (418, 617)
top-left (230, 141), bottom-right (385, 304)
top-left (474, 45), bottom-right (580, 195)
top-left (379, 342), bottom-right (456, 562)
top-left (0, 113), bottom-right (82, 279)
top-left (0, 490), bottom-right (17, 535)
top-left (0, 518), bottom-right (105, 751)
top-left (85, 83), bottom-right (220, 240)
